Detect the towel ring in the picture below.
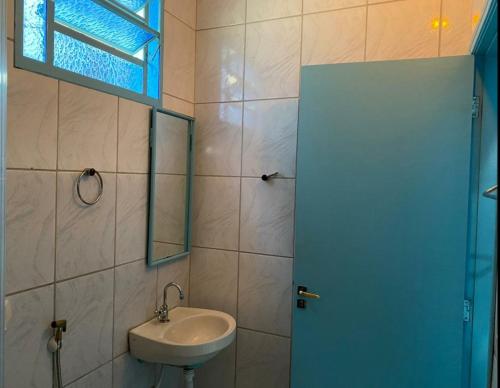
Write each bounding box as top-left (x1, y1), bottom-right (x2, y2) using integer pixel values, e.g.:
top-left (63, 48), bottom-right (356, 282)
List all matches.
top-left (76, 168), bottom-right (103, 206)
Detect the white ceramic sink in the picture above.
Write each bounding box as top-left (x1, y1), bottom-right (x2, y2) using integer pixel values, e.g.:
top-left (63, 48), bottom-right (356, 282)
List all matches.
top-left (129, 307), bottom-right (236, 367)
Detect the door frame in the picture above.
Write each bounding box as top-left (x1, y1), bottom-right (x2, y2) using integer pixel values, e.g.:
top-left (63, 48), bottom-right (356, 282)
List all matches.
top-left (467, 1), bottom-right (498, 387)
top-left (471, 0), bottom-right (498, 54)
top-left (0, 0), bottom-right (7, 385)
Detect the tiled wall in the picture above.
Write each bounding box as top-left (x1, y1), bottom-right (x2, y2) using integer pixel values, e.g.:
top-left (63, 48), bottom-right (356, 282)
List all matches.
top-left (3, 0), bottom-right (195, 387)
top-left (191, 0), bottom-right (474, 387)
top-left (4, 0), bottom-right (477, 387)
top-left (472, 0), bottom-right (488, 36)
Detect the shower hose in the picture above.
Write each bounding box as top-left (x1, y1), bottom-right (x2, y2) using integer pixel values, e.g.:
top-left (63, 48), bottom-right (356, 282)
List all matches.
top-left (52, 346), bottom-right (63, 388)
top-left (48, 320), bottom-right (67, 388)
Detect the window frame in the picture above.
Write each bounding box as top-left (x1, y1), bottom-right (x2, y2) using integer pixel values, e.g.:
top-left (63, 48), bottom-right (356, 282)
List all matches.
top-left (14, 0), bottom-right (163, 107)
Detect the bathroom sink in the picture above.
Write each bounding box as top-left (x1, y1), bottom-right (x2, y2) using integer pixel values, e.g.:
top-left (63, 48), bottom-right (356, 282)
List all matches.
top-left (129, 307), bottom-right (236, 367)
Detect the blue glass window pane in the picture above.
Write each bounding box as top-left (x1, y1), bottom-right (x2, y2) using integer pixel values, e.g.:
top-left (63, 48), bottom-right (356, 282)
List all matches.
top-left (23, 0), bottom-right (47, 61)
top-left (54, 0), bottom-right (156, 54)
top-left (147, 39), bottom-right (160, 99)
top-left (148, 0), bottom-right (160, 31)
top-left (54, 31), bottom-right (144, 93)
top-left (114, 0), bottom-right (149, 12)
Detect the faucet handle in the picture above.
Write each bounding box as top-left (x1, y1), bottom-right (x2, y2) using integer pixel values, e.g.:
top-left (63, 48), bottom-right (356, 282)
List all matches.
top-left (154, 305), bottom-right (168, 322)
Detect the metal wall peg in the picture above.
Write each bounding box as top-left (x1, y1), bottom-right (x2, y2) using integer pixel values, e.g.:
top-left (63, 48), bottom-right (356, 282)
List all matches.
top-left (483, 184), bottom-right (497, 200)
top-left (76, 168), bottom-right (104, 206)
top-left (261, 172), bottom-right (279, 181)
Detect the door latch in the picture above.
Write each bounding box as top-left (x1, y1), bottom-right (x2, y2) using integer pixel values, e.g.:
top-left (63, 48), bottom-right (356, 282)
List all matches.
top-left (298, 286), bottom-right (320, 299)
top-left (297, 286), bottom-right (320, 309)
top-left (297, 299), bottom-right (306, 309)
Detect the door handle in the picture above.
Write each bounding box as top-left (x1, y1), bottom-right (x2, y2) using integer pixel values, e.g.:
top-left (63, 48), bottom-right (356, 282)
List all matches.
top-left (297, 286), bottom-right (320, 299)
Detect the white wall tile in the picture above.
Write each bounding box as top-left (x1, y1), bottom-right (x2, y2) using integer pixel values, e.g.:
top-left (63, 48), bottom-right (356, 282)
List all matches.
top-left (56, 270), bottom-right (114, 385)
top-left (195, 102), bottom-right (243, 176)
top-left (190, 247), bottom-right (238, 317)
top-left (58, 82), bottom-right (118, 171)
top-left (472, 0), bottom-right (488, 34)
top-left (114, 261), bottom-right (157, 356)
top-left (6, 170), bottom-right (55, 294)
top-left (240, 178), bottom-right (295, 257)
top-left (366, 0), bottom-right (441, 61)
top-left (304, 0), bottom-right (366, 13)
top-left (242, 99), bottom-right (298, 178)
top-left (197, 0), bottom-right (246, 29)
top-left (244, 17), bottom-right (302, 100)
top-left (246, 0), bottom-right (302, 23)
top-left (163, 12), bottom-right (196, 103)
top-left (302, 7), bottom-right (367, 65)
top-left (165, 0), bottom-right (196, 28)
top-left (236, 329), bottom-right (291, 388)
top-left (4, 286), bottom-right (53, 388)
top-left (195, 26), bottom-right (245, 103)
top-left (116, 174), bottom-right (148, 265)
top-left (157, 256), bottom-right (190, 309)
top-left (117, 99), bottom-right (150, 174)
top-left (192, 177), bottom-right (240, 250)
top-left (154, 174), bottom-right (187, 245)
top-left (65, 363), bottom-right (112, 388)
top-left (113, 353), bottom-right (156, 388)
top-left (196, 343), bottom-right (236, 388)
top-left (440, 0), bottom-right (473, 56)
top-left (238, 254), bottom-right (293, 336)
top-left (56, 172), bottom-right (116, 280)
top-left (7, 42), bottom-right (58, 170)
top-left (163, 94), bottom-right (195, 117)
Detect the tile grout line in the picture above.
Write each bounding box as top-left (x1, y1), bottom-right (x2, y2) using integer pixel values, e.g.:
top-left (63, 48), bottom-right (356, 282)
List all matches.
top-left (234, 0), bottom-right (250, 383)
top-left (62, 360), bottom-right (113, 387)
top-left (364, 2), bottom-right (369, 61)
top-left (438, 0), bottom-right (444, 56)
top-left (6, 281), bottom-right (56, 298)
top-left (164, 9), bottom-right (196, 32)
top-left (186, 0), bottom-right (197, 312)
top-left (162, 90), bottom-right (195, 106)
top-left (286, 0), bottom-right (305, 381)
top-left (194, 174), bottom-right (296, 179)
top-left (196, 2), bottom-right (377, 33)
top-left (52, 80), bottom-right (60, 327)
top-left (191, 244), bottom-right (294, 260)
top-left (6, 167), bottom-right (149, 175)
top-left (111, 96), bottom-right (120, 387)
top-left (7, 260), bottom-right (149, 299)
top-left (195, 95), bottom-right (299, 105)
top-left (238, 326), bottom-right (292, 340)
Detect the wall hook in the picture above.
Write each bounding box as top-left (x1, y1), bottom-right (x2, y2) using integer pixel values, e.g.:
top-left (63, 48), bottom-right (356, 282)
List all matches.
top-left (261, 172), bottom-right (279, 181)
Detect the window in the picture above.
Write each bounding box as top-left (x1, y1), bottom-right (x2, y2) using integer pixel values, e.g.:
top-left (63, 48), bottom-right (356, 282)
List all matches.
top-left (15, 0), bottom-right (162, 106)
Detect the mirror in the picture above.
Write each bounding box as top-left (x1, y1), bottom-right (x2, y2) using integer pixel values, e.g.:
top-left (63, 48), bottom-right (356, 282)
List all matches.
top-left (147, 108), bottom-right (194, 266)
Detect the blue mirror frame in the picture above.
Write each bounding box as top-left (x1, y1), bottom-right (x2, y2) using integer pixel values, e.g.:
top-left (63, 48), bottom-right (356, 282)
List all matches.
top-left (0, 0), bottom-right (7, 383)
top-left (147, 108), bottom-right (195, 267)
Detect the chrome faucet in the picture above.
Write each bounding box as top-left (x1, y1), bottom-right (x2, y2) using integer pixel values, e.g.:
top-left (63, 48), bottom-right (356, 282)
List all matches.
top-left (155, 282), bottom-right (184, 323)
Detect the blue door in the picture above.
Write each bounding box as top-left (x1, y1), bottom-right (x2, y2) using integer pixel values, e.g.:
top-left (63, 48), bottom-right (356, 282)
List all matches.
top-left (292, 57), bottom-right (475, 388)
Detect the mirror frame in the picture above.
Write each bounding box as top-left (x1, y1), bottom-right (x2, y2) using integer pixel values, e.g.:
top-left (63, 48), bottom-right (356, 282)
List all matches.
top-left (147, 107), bottom-right (195, 266)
